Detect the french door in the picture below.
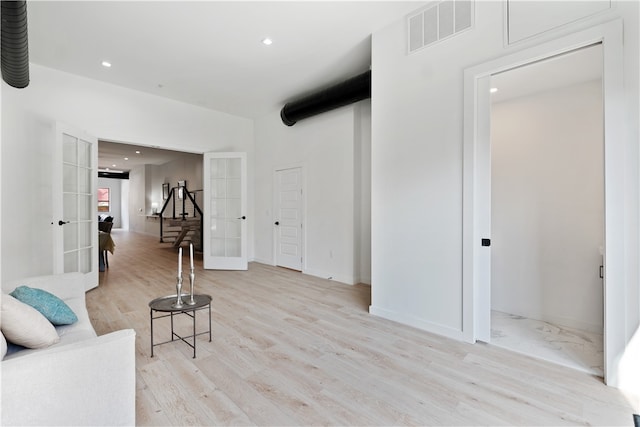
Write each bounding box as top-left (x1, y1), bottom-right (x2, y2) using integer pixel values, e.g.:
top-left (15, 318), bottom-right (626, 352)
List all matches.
top-left (203, 152), bottom-right (247, 270)
top-left (53, 123), bottom-right (99, 291)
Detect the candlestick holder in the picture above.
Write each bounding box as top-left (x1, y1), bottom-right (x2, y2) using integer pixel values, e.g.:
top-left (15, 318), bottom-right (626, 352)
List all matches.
top-left (172, 275), bottom-right (184, 308)
top-left (186, 267), bottom-right (196, 305)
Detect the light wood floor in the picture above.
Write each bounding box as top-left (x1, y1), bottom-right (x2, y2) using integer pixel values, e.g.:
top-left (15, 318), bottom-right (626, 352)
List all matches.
top-left (88, 230), bottom-right (639, 426)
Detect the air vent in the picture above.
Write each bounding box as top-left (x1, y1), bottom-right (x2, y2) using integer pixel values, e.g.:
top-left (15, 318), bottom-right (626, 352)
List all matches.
top-left (407, 0), bottom-right (474, 54)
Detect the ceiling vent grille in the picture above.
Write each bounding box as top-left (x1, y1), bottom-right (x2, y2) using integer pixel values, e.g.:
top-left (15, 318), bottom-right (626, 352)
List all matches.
top-left (408, 0), bottom-right (474, 54)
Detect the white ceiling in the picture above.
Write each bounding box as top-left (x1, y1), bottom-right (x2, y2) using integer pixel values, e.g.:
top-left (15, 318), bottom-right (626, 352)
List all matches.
top-left (27, 1), bottom-right (423, 172)
top-left (490, 43), bottom-right (603, 104)
top-left (98, 140), bottom-right (200, 173)
top-left (26, 2), bottom-right (602, 172)
top-left (28, 1), bottom-right (422, 119)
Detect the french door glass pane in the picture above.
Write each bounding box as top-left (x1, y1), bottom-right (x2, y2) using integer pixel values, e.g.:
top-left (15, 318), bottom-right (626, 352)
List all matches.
top-left (63, 134), bottom-right (77, 164)
top-left (210, 199), bottom-right (225, 217)
top-left (79, 248), bottom-right (91, 273)
top-left (79, 194), bottom-right (92, 221)
top-left (227, 178), bottom-right (241, 198)
top-left (226, 238), bottom-right (240, 257)
top-left (210, 218), bottom-right (224, 238)
top-left (64, 223), bottom-right (78, 252)
top-left (208, 157), bottom-right (244, 258)
top-left (227, 199), bottom-right (240, 218)
top-left (64, 194), bottom-right (78, 221)
top-left (78, 140), bottom-right (91, 168)
top-left (226, 220), bottom-right (240, 238)
top-left (64, 252), bottom-right (78, 273)
top-left (80, 222), bottom-right (91, 247)
top-left (227, 159), bottom-right (241, 178)
top-left (211, 159), bottom-right (226, 178)
top-left (211, 238), bottom-right (225, 256)
top-left (63, 165), bottom-right (77, 193)
top-left (79, 167), bottom-right (91, 194)
top-left (210, 179), bottom-right (226, 198)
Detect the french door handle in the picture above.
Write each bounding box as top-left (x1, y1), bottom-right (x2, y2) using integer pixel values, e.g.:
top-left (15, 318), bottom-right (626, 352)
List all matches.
top-left (237, 216), bottom-right (246, 220)
top-left (58, 220), bottom-right (68, 226)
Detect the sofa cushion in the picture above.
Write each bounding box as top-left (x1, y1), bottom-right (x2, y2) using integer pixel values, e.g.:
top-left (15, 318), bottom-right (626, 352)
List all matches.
top-left (1, 294), bottom-right (59, 349)
top-left (9, 286), bottom-right (78, 325)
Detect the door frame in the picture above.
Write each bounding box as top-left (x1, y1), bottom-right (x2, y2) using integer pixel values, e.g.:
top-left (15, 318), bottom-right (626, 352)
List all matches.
top-left (272, 163), bottom-right (306, 270)
top-left (462, 20), bottom-right (625, 385)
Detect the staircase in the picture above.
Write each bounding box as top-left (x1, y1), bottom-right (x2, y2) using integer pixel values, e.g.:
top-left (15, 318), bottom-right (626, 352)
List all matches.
top-left (162, 218), bottom-right (201, 248)
top-left (159, 184), bottom-right (203, 250)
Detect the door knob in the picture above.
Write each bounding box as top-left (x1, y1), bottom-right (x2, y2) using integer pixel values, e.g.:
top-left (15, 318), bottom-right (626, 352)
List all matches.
top-left (237, 216), bottom-right (246, 220)
top-left (275, 221), bottom-right (279, 225)
top-left (58, 220), bottom-right (68, 226)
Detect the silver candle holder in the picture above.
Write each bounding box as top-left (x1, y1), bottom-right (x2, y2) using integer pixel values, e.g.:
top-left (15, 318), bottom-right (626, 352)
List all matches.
top-left (186, 267), bottom-right (196, 305)
top-left (172, 275), bottom-right (184, 308)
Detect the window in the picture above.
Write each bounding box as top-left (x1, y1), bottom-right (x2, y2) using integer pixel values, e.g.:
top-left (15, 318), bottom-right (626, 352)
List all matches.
top-left (98, 188), bottom-right (110, 212)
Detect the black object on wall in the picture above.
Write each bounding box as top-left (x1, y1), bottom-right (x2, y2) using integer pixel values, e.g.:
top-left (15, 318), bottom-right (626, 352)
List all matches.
top-left (280, 69), bottom-right (371, 126)
top-left (1, 0), bottom-right (30, 89)
top-left (98, 171), bottom-right (130, 180)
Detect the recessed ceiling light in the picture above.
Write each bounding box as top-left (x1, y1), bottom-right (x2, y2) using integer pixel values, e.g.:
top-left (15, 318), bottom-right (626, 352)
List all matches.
top-left (105, 167), bottom-right (110, 171)
top-left (490, 87), bottom-right (498, 93)
top-left (112, 164), bottom-right (117, 167)
top-left (124, 157), bottom-right (129, 160)
top-left (261, 38), bottom-right (273, 45)
top-left (101, 61), bottom-right (112, 68)
top-left (135, 150), bottom-right (141, 154)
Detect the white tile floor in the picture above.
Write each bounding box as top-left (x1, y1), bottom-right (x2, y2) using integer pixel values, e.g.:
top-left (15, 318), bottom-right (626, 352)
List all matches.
top-left (491, 310), bottom-right (604, 377)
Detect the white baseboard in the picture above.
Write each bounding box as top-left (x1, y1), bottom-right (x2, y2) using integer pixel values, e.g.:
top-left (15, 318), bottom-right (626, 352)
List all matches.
top-left (359, 275), bottom-right (371, 285)
top-left (303, 268), bottom-right (357, 285)
top-left (250, 258), bottom-right (274, 266)
top-left (368, 305), bottom-right (465, 341)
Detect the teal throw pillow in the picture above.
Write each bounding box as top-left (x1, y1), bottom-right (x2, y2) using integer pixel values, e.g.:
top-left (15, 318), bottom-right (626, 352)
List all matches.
top-left (9, 286), bottom-right (78, 325)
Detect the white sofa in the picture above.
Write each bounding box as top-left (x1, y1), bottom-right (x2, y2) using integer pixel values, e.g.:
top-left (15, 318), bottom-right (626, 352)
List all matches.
top-left (1, 272), bottom-right (136, 426)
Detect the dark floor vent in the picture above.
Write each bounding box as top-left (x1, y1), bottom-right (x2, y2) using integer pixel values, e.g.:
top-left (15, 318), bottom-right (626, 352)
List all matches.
top-left (1, 0), bottom-right (30, 89)
top-left (280, 70), bottom-right (371, 126)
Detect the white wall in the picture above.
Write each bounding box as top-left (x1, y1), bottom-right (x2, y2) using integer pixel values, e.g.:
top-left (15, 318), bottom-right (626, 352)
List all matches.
top-left (1, 64), bottom-right (254, 282)
top-left (254, 101), bottom-right (371, 285)
top-left (370, 0), bottom-right (638, 349)
top-left (127, 165), bottom-right (147, 235)
top-left (491, 80), bottom-right (604, 333)
top-left (97, 177), bottom-right (123, 228)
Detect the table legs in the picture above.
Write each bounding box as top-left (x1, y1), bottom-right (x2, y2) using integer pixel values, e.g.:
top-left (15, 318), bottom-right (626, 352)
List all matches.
top-left (150, 302), bottom-right (211, 358)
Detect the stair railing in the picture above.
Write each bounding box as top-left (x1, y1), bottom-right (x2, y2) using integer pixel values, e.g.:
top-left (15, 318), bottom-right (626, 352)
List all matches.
top-left (158, 183), bottom-right (204, 248)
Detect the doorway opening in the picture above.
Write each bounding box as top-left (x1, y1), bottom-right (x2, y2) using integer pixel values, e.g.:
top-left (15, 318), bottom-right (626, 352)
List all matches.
top-left (488, 44), bottom-right (604, 376)
top-left (464, 20), bottom-right (626, 386)
top-left (97, 140), bottom-right (204, 240)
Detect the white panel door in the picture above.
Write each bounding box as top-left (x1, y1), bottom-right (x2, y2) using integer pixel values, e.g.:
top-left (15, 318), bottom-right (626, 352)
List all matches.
top-left (275, 167), bottom-right (303, 271)
top-left (53, 123), bottom-right (99, 291)
top-left (203, 152), bottom-right (247, 270)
